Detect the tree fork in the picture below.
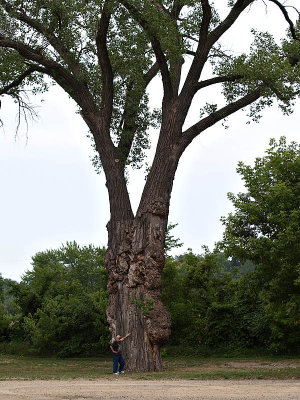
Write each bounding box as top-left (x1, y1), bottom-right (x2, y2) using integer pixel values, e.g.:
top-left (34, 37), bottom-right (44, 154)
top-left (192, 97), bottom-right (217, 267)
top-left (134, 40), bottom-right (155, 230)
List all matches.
top-left (103, 120), bottom-right (182, 370)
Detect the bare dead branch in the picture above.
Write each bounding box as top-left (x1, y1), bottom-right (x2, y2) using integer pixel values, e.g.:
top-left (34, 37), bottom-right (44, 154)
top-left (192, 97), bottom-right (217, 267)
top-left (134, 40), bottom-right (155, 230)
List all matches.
top-left (0, 90), bottom-right (39, 139)
top-left (268, 0), bottom-right (300, 41)
top-left (285, 5), bottom-right (300, 18)
top-left (15, 92), bottom-right (38, 138)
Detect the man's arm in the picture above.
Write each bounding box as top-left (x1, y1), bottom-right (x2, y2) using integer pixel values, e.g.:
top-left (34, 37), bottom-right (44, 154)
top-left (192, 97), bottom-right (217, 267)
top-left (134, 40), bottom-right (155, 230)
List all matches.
top-left (110, 345), bottom-right (118, 354)
top-left (120, 333), bottom-right (131, 341)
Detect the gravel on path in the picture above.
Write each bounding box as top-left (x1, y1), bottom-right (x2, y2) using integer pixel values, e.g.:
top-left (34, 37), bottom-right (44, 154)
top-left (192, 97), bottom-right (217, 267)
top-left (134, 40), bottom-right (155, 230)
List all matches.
top-left (0, 379), bottom-right (299, 400)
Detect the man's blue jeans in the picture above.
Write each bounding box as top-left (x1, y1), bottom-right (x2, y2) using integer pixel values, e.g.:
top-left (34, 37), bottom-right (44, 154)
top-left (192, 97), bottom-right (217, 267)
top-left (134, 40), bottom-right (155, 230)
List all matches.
top-left (113, 353), bottom-right (125, 373)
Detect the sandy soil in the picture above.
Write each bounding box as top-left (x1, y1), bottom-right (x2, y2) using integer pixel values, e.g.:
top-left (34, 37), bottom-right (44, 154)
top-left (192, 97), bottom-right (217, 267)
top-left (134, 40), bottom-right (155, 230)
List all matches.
top-left (0, 379), bottom-right (299, 400)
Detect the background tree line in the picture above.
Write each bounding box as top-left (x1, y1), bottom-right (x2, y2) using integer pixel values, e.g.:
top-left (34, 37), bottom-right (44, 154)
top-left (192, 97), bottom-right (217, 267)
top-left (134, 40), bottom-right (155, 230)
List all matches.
top-left (0, 138), bottom-right (299, 357)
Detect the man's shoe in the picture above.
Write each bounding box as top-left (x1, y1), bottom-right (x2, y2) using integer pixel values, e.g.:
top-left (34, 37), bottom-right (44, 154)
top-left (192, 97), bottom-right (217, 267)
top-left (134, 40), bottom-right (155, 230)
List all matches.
top-left (114, 372), bottom-right (119, 375)
top-left (120, 371), bottom-right (125, 374)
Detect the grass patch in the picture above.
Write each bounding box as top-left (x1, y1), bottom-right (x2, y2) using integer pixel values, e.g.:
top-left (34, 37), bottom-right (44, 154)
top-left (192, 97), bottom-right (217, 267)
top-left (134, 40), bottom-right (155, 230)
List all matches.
top-left (0, 354), bottom-right (299, 380)
top-left (0, 356), bottom-right (112, 380)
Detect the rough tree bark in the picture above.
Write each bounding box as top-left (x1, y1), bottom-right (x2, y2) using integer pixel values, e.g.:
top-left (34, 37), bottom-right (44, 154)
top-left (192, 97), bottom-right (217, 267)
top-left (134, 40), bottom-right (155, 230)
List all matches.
top-left (104, 122), bottom-right (182, 371)
top-left (105, 213), bottom-right (170, 371)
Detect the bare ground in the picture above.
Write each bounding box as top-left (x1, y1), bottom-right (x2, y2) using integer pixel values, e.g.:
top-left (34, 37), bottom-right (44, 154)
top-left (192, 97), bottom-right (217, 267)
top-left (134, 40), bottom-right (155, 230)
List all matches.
top-left (0, 379), bottom-right (299, 400)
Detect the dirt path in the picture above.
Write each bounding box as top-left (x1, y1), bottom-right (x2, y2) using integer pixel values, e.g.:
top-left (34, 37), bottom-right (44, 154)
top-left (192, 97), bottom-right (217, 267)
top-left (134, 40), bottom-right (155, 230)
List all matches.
top-left (0, 379), bottom-right (299, 400)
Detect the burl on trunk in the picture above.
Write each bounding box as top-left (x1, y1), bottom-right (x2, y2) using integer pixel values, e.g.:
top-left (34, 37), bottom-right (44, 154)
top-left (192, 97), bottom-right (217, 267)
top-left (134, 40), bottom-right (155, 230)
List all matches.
top-left (105, 201), bottom-right (171, 372)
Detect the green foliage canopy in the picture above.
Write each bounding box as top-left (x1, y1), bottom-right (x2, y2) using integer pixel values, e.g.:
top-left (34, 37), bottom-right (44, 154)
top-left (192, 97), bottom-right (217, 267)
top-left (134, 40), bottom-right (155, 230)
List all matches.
top-left (0, 275), bottom-right (11, 341)
top-left (8, 242), bottom-right (109, 357)
top-left (220, 137), bottom-right (300, 352)
top-left (162, 249), bottom-right (269, 352)
top-left (0, 1), bottom-right (300, 173)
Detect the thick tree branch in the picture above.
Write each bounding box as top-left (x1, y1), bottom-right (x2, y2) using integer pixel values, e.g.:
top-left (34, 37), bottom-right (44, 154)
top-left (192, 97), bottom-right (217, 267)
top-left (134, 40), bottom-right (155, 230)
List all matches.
top-left (170, 0), bottom-right (184, 20)
top-left (0, 0), bottom-right (80, 74)
top-left (117, 62), bottom-right (160, 166)
top-left (268, 0), bottom-right (300, 66)
top-left (93, 1), bottom-right (134, 222)
top-left (179, 0), bottom-right (254, 124)
top-left (95, 0), bottom-right (114, 127)
top-left (200, 0), bottom-right (212, 42)
top-left (185, 49), bottom-right (196, 56)
top-left (184, 34), bottom-right (199, 43)
top-left (116, 86), bottom-right (140, 165)
top-left (194, 74), bottom-right (243, 92)
top-left (268, 0), bottom-right (299, 41)
top-left (119, 0), bottom-right (173, 98)
top-left (179, 87), bottom-right (263, 151)
top-left (94, 0), bottom-right (134, 222)
top-left (0, 36), bottom-right (62, 73)
top-left (151, 0), bottom-right (170, 16)
top-left (208, 0), bottom-right (254, 47)
top-left (0, 35), bottom-right (99, 118)
top-left (0, 65), bottom-right (44, 95)
top-left (179, 0), bottom-right (212, 93)
top-left (168, 2), bottom-right (185, 96)
top-left (143, 61), bottom-right (159, 85)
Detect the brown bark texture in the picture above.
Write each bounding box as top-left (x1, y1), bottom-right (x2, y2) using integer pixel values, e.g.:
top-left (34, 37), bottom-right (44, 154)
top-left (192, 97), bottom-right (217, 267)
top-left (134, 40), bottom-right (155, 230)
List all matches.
top-left (96, 90), bottom-right (183, 370)
top-left (105, 212), bottom-right (171, 371)
top-left (103, 153), bottom-right (176, 371)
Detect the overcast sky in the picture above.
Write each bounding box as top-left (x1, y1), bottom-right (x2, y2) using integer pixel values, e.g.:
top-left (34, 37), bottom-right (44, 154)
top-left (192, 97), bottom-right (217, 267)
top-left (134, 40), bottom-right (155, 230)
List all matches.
top-left (0, 1), bottom-right (299, 281)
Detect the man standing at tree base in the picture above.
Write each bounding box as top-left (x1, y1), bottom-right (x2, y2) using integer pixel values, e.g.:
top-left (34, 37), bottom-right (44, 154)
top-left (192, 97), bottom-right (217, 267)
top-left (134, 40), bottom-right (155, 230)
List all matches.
top-left (110, 333), bottom-right (131, 375)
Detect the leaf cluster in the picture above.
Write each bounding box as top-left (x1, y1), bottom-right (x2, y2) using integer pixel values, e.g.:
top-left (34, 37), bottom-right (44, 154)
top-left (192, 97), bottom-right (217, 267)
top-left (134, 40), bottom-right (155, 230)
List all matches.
top-left (5, 241), bottom-right (110, 356)
top-left (162, 249), bottom-right (271, 351)
top-left (220, 137), bottom-right (300, 352)
top-left (213, 30), bottom-right (300, 122)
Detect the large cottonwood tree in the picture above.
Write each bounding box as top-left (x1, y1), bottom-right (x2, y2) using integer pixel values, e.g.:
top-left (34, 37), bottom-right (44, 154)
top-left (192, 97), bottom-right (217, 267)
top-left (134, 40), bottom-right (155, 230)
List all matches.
top-left (0, 0), bottom-right (299, 371)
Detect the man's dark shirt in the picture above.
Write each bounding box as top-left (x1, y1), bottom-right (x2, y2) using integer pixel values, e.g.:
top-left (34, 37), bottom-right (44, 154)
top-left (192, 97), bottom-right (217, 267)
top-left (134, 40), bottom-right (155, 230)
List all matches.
top-left (111, 340), bottom-right (121, 355)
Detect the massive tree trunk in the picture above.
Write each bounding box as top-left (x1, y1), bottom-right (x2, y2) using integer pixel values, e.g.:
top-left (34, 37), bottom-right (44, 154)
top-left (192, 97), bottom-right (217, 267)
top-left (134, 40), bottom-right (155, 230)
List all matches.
top-left (82, 89), bottom-right (183, 371)
top-left (105, 211), bottom-right (171, 371)
top-left (104, 125), bottom-right (181, 371)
